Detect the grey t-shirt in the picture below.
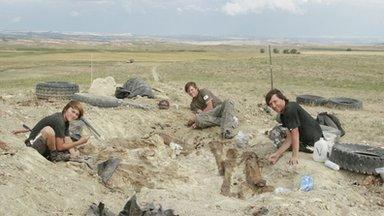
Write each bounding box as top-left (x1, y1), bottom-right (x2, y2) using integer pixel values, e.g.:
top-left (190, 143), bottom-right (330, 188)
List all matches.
top-left (27, 112), bottom-right (69, 142)
top-left (281, 102), bottom-right (323, 146)
top-left (190, 88), bottom-right (222, 112)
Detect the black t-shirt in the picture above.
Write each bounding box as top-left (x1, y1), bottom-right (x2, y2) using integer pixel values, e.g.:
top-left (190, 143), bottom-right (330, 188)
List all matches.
top-left (281, 102), bottom-right (322, 145)
top-left (27, 112), bottom-right (69, 141)
top-left (190, 88), bottom-right (222, 112)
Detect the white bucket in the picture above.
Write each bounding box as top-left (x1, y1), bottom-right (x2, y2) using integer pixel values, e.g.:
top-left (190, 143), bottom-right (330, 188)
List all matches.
top-left (313, 138), bottom-right (328, 162)
top-left (375, 167), bottom-right (384, 180)
top-left (320, 125), bottom-right (340, 143)
top-left (323, 131), bottom-right (337, 142)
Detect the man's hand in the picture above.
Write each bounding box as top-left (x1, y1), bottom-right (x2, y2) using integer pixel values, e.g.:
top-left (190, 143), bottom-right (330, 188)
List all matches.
top-left (11, 128), bottom-right (29, 135)
top-left (78, 135), bottom-right (90, 145)
top-left (186, 119), bottom-right (195, 127)
top-left (267, 152), bottom-right (280, 165)
top-left (288, 155), bottom-right (298, 165)
top-left (11, 130), bottom-right (20, 135)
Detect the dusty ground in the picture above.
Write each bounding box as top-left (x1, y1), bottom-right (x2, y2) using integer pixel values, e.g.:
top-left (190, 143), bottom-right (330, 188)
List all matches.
top-left (0, 76), bottom-right (383, 215)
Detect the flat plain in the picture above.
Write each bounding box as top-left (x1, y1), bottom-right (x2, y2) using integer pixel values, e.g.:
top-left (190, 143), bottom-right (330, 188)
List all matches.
top-left (0, 39), bottom-right (383, 215)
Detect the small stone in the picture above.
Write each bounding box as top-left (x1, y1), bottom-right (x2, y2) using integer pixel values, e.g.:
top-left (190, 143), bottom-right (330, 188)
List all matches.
top-left (252, 206), bottom-right (269, 216)
top-left (377, 200), bottom-right (384, 207)
top-left (0, 140), bottom-right (9, 150)
top-left (361, 175), bottom-right (378, 186)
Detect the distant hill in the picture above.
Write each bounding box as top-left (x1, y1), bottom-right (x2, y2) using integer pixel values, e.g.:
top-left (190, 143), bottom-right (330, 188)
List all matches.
top-left (0, 30), bottom-right (383, 45)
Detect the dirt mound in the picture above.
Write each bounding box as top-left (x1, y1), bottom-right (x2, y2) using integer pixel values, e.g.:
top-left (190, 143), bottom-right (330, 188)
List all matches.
top-left (1, 85), bottom-right (383, 216)
top-left (88, 76), bottom-right (116, 96)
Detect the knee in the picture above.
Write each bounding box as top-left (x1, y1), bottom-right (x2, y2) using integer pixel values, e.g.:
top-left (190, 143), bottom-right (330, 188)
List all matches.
top-left (41, 126), bottom-right (55, 138)
top-left (195, 115), bottom-right (203, 125)
top-left (195, 114), bottom-right (208, 128)
top-left (223, 99), bottom-right (235, 107)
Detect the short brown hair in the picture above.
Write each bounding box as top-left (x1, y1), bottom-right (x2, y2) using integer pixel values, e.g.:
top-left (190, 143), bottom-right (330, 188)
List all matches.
top-left (62, 101), bottom-right (84, 119)
top-left (184, 81), bottom-right (198, 92)
top-left (265, 89), bottom-right (289, 106)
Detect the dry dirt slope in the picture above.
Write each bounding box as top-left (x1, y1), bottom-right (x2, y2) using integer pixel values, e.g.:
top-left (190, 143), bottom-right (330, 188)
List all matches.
top-left (0, 85), bottom-right (383, 216)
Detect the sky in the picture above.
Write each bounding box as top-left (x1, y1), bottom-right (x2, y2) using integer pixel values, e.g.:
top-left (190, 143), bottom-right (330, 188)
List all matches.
top-left (0, 0), bottom-right (384, 38)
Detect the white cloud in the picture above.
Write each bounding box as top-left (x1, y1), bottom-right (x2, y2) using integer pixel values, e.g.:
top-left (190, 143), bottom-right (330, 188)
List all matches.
top-left (11, 16), bottom-right (22, 22)
top-left (0, 0), bottom-right (43, 2)
top-left (70, 10), bottom-right (80, 17)
top-left (222, 0), bottom-right (338, 15)
top-left (118, 0), bottom-right (215, 13)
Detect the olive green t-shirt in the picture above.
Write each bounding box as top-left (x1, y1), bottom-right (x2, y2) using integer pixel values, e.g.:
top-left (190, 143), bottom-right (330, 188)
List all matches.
top-left (190, 88), bottom-right (222, 112)
top-left (27, 112), bottom-right (69, 142)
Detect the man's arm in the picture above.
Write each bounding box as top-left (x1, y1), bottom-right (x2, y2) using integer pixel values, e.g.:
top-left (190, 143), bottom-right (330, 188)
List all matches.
top-left (55, 136), bottom-right (89, 151)
top-left (11, 128), bottom-right (30, 135)
top-left (267, 128), bottom-right (300, 165)
top-left (289, 128), bottom-right (300, 165)
top-left (202, 100), bottom-right (214, 112)
top-left (267, 130), bottom-right (292, 164)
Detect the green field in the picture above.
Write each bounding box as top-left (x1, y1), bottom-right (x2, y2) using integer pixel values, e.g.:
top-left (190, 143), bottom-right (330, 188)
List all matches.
top-left (1, 43), bottom-right (383, 93)
top-left (1, 41), bottom-right (383, 145)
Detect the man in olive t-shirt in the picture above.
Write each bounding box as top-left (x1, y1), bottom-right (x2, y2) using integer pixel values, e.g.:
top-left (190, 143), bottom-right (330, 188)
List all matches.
top-left (265, 89), bottom-right (322, 165)
top-left (190, 88), bottom-right (222, 112)
top-left (185, 81), bottom-right (238, 139)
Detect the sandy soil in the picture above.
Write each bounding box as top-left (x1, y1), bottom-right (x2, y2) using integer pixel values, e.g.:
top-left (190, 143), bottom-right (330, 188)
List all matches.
top-left (0, 82), bottom-right (383, 216)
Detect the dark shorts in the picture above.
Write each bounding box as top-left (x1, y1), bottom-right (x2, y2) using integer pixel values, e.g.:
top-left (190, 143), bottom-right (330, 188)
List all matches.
top-left (29, 134), bottom-right (50, 158)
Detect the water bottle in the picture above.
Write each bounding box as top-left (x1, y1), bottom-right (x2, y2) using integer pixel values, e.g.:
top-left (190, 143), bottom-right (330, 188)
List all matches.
top-left (324, 160), bottom-right (340, 171)
top-left (274, 187), bottom-right (290, 194)
top-left (313, 138), bottom-right (328, 162)
top-left (299, 175), bottom-right (314, 192)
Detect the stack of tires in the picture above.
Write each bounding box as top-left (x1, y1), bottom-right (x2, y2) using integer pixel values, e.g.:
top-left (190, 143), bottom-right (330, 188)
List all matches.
top-left (296, 95), bottom-right (328, 106)
top-left (296, 94), bottom-right (363, 110)
top-left (36, 82), bottom-right (79, 99)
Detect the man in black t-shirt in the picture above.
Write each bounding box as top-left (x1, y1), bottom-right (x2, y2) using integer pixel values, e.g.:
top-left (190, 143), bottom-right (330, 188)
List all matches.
top-left (12, 101), bottom-right (89, 161)
top-left (185, 81), bottom-right (238, 139)
top-left (265, 89), bottom-right (322, 165)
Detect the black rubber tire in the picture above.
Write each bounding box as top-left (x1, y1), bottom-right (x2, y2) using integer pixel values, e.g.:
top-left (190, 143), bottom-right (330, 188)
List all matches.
top-left (35, 82), bottom-right (79, 99)
top-left (296, 95), bottom-right (328, 106)
top-left (329, 143), bottom-right (384, 174)
top-left (327, 97), bottom-right (363, 110)
top-left (71, 93), bottom-right (123, 108)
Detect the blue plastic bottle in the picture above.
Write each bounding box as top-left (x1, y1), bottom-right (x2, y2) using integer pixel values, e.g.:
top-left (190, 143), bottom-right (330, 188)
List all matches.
top-left (299, 175), bottom-right (314, 192)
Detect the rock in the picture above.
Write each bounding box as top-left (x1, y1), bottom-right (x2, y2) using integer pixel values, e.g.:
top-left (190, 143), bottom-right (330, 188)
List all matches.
top-left (377, 200), bottom-right (384, 207)
top-left (0, 140), bottom-right (8, 150)
top-left (252, 206), bottom-right (269, 216)
top-left (89, 76), bottom-right (116, 97)
top-left (361, 175), bottom-right (380, 186)
top-left (159, 133), bottom-right (173, 145)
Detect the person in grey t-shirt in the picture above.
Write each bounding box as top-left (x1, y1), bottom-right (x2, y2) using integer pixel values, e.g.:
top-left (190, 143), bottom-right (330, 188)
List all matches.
top-left (184, 81), bottom-right (238, 139)
top-left (12, 101), bottom-right (89, 161)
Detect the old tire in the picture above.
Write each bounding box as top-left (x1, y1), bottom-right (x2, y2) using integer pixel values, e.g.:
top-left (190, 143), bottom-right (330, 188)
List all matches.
top-left (36, 82), bottom-right (79, 99)
top-left (296, 95), bottom-right (328, 106)
top-left (327, 97), bottom-right (363, 110)
top-left (329, 143), bottom-right (384, 174)
top-left (72, 93), bottom-right (123, 108)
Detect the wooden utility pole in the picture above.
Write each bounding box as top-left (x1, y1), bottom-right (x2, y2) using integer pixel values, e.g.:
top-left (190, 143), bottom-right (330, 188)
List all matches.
top-left (90, 53), bottom-right (93, 84)
top-left (268, 45), bottom-right (274, 90)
